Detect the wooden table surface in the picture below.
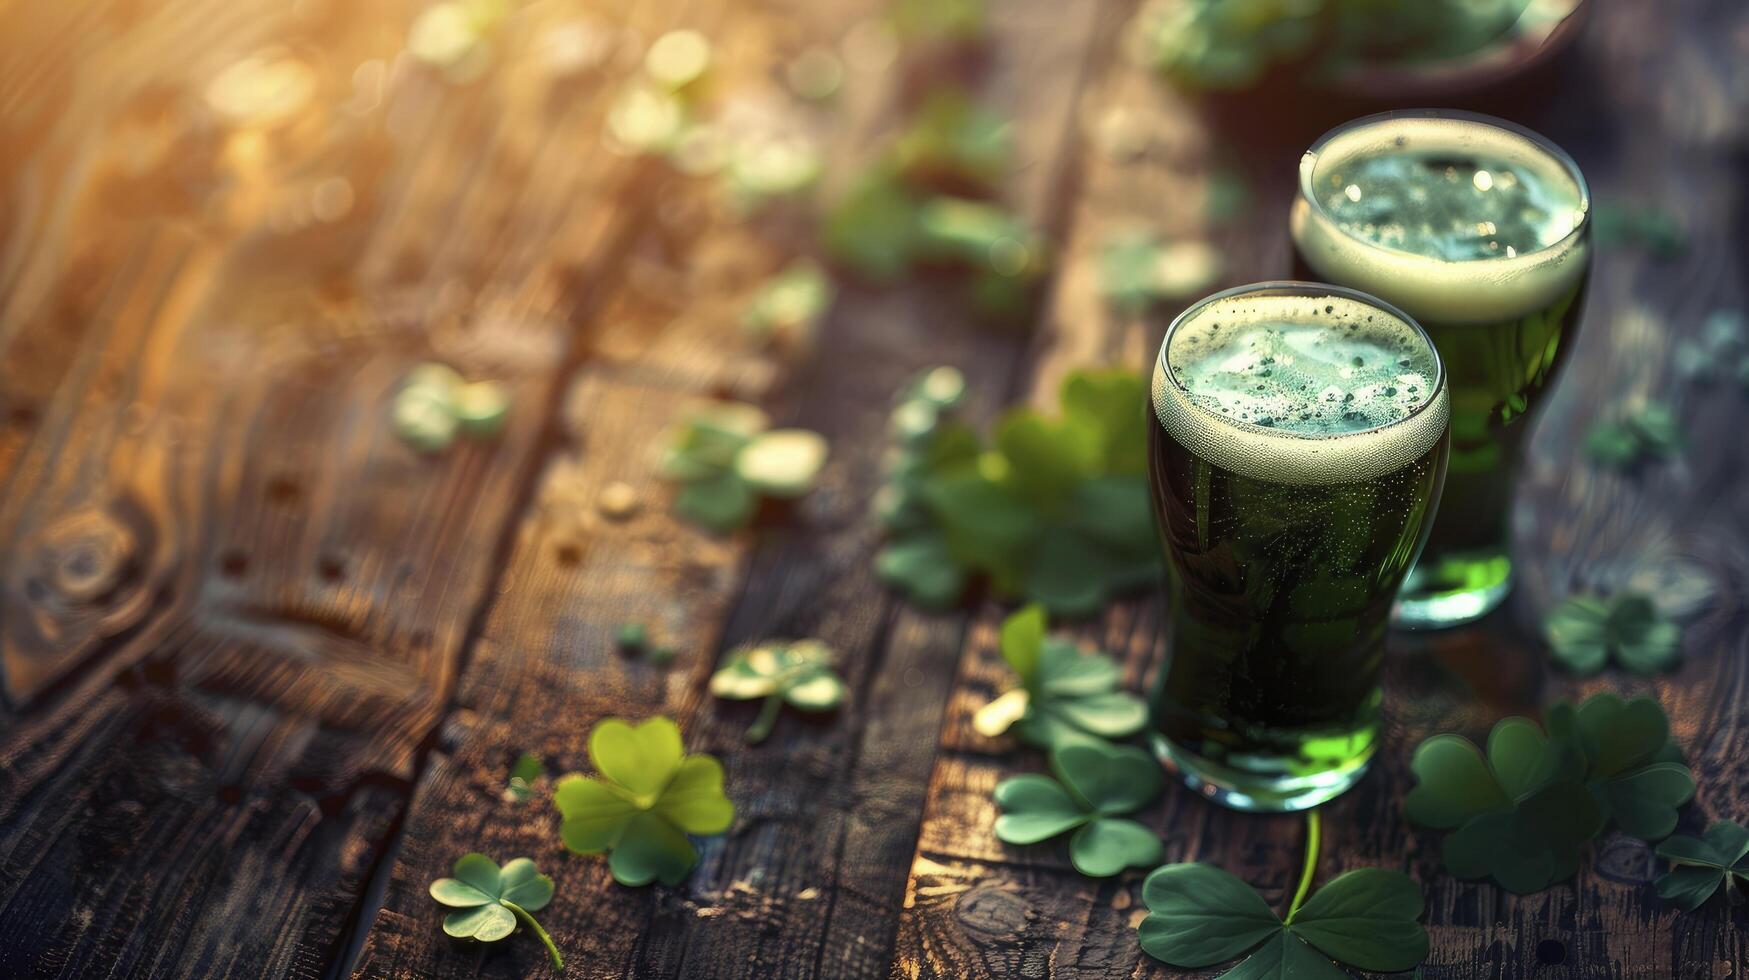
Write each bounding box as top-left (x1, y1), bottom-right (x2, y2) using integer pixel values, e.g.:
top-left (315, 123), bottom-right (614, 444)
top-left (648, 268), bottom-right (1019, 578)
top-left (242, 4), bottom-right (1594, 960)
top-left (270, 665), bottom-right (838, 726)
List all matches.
top-left (2, 0), bottom-right (1745, 977)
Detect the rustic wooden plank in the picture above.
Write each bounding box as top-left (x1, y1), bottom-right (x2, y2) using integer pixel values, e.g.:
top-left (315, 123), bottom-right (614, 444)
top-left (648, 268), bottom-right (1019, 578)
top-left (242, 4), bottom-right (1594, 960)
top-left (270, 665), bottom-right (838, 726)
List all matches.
top-left (352, 1), bottom-right (1126, 976)
top-left (894, 0), bottom-right (1749, 977)
top-left (0, 0), bottom-right (684, 976)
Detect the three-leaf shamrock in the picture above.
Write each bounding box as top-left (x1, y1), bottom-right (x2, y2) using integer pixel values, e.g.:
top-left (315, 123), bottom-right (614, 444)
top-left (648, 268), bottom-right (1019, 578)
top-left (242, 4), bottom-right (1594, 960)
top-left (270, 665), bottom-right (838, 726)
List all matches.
top-left (993, 740), bottom-right (1163, 876)
top-left (876, 368), bottom-right (1162, 616)
top-left (660, 401), bottom-right (828, 532)
top-left (1655, 821), bottom-right (1749, 910)
top-left (554, 718), bottom-right (735, 887)
top-left (1139, 863), bottom-right (1427, 977)
top-left (429, 853), bottom-right (563, 969)
top-left (1404, 693), bottom-right (1694, 893)
top-left (1545, 592), bottom-right (1682, 674)
top-left (709, 640), bottom-right (847, 743)
top-left (972, 605), bottom-right (1147, 750)
top-left (1137, 812), bottom-right (1428, 978)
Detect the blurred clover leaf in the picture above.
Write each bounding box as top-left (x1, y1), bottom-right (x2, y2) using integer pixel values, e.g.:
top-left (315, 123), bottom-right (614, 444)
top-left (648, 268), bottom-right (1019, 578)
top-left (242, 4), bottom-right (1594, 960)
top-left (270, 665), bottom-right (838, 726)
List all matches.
top-left (503, 752), bottom-right (544, 803)
top-left (660, 401), bottom-right (828, 532)
top-left (972, 605), bottom-right (1147, 749)
top-left (393, 363), bottom-right (510, 452)
top-left (895, 90), bottom-right (1012, 193)
top-left (429, 853), bottom-right (562, 969)
top-left (1584, 403), bottom-right (1682, 469)
top-left (1097, 233), bottom-right (1223, 314)
top-left (1656, 821), bottom-right (1749, 911)
top-left (1545, 593), bottom-right (1682, 675)
top-left (554, 717), bottom-right (734, 887)
top-left (875, 366), bottom-right (1162, 616)
top-left (1138, 811), bottom-right (1428, 977)
top-left (709, 639), bottom-right (847, 744)
top-left (823, 170), bottom-right (922, 281)
top-left (1404, 693), bottom-right (1693, 893)
top-left (993, 741), bottom-right (1163, 876)
top-left (1674, 309), bottom-right (1745, 384)
top-left (743, 259), bottom-right (834, 349)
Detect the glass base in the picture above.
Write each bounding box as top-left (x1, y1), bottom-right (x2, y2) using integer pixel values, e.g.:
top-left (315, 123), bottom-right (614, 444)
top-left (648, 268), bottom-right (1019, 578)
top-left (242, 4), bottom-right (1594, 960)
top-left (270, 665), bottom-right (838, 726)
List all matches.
top-left (1393, 550), bottom-right (1513, 630)
top-left (1149, 734), bottom-right (1374, 813)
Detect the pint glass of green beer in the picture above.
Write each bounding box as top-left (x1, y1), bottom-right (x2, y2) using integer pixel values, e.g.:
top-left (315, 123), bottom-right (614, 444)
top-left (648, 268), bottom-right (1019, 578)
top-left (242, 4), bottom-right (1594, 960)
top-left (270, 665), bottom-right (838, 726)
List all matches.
top-left (1291, 110), bottom-right (1590, 629)
top-left (1149, 282), bottom-right (1450, 811)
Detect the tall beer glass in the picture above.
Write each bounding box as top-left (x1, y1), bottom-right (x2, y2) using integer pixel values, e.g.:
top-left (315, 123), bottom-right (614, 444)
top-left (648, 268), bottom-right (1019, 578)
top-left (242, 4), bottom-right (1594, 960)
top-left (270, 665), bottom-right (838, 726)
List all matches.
top-left (1291, 110), bottom-right (1590, 629)
top-left (1149, 282), bottom-right (1449, 811)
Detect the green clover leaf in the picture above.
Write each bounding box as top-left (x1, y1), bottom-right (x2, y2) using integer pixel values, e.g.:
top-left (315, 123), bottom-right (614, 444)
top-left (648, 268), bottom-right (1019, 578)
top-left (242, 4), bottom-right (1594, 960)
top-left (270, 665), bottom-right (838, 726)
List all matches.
top-left (1545, 592), bottom-right (1682, 675)
top-left (429, 853), bottom-right (562, 969)
top-left (742, 260), bottom-right (834, 347)
top-left (1138, 814), bottom-right (1427, 977)
top-left (823, 170), bottom-right (921, 281)
top-left (894, 89), bottom-right (1012, 192)
top-left (503, 752), bottom-right (544, 803)
top-left (992, 741), bottom-right (1163, 877)
top-left (1655, 821), bottom-right (1749, 910)
top-left (1584, 403), bottom-right (1683, 469)
top-left (971, 605), bottom-right (1147, 750)
top-left (874, 367), bottom-right (1161, 616)
top-left (393, 363), bottom-right (510, 452)
top-left (554, 717), bottom-right (735, 887)
top-left (709, 639), bottom-right (847, 743)
top-left (1550, 694), bottom-right (1695, 841)
top-left (661, 402), bottom-right (827, 531)
top-left (1406, 693), bottom-right (1694, 893)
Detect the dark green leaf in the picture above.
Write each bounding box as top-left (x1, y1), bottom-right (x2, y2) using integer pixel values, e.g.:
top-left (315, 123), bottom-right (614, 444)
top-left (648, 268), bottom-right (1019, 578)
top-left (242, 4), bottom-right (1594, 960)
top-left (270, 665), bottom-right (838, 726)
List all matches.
top-left (1051, 741), bottom-right (1162, 815)
top-left (1219, 932), bottom-right (1350, 980)
top-left (823, 171), bottom-right (920, 281)
top-left (1068, 818), bottom-right (1161, 877)
top-left (1288, 869), bottom-right (1428, 972)
top-left (992, 774), bottom-right (1089, 843)
top-left (1654, 821), bottom-right (1749, 910)
top-left (875, 533), bottom-right (966, 608)
top-left (1137, 863), bottom-right (1282, 967)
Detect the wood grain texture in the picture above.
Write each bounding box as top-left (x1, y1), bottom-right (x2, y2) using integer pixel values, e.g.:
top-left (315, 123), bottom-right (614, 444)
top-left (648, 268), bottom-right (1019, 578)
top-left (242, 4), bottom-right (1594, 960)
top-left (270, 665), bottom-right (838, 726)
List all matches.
top-left (893, 0), bottom-right (1749, 978)
top-left (1, 0), bottom-right (1744, 976)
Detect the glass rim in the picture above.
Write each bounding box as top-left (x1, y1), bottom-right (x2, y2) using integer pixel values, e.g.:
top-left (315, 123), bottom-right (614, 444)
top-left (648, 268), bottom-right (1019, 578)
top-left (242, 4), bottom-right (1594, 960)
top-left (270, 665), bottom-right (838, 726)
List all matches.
top-left (1158, 280), bottom-right (1449, 441)
top-left (1297, 108), bottom-right (1591, 263)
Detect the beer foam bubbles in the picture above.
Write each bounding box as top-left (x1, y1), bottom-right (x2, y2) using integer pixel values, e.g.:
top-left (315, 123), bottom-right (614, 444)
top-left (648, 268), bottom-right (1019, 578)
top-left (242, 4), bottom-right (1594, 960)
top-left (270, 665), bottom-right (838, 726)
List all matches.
top-left (1154, 293), bottom-right (1449, 486)
top-left (1292, 113), bottom-right (1589, 325)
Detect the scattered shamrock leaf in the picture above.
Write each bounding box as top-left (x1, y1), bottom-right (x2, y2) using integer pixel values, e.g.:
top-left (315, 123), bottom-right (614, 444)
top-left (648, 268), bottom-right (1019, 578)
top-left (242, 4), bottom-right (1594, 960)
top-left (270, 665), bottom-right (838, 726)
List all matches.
top-left (743, 260), bottom-right (834, 348)
top-left (993, 740), bottom-right (1163, 876)
top-left (1655, 821), bottom-right (1749, 910)
top-left (823, 170), bottom-right (922, 281)
top-left (660, 401), bottom-right (828, 532)
top-left (554, 717), bottom-right (735, 886)
top-left (1584, 403), bottom-right (1682, 469)
top-left (616, 622), bottom-right (649, 654)
top-left (1545, 592), bottom-right (1682, 675)
top-left (875, 367), bottom-right (1162, 615)
top-left (503, 752), bottom-right (544, 803)
top-left (1138, 812), bottom-right (1429, 978)
top-left (1404, 692), bottom-right (1694, 893)
top-left (709, 640), bottom-right (847, 743)
top-left (429, 853), bottom-right (563, 969)
top-left (972, 605), bottom-right (1147, 750)
top-left (894, 89), bottom-right (1012, 192)
top-left (393, 363), bottom-right (511, 452)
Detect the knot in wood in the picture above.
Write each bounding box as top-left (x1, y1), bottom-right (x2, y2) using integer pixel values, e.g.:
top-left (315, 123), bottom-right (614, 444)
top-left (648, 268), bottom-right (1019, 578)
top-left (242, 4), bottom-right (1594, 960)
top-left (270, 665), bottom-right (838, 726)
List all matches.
top-left (32, 507), bottom-right (138, 605)
top-left (955, 884), bottom-right (1031, 938)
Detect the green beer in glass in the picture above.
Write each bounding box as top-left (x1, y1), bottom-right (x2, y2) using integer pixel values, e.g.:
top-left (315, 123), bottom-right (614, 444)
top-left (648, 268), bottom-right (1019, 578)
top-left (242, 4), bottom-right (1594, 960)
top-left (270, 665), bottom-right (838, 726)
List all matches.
top-left (1291, 110), bottom-right (1590, 628)
top-left (1148, 282), bottom-right (1449, 811)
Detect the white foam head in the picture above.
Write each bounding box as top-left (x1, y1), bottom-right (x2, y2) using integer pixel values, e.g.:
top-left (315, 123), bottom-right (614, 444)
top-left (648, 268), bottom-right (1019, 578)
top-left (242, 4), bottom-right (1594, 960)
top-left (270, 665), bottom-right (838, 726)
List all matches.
top-left (1290, 110), bottom-right (1590, 324)
top-left (1153, 283), bottom-right (1450, 486)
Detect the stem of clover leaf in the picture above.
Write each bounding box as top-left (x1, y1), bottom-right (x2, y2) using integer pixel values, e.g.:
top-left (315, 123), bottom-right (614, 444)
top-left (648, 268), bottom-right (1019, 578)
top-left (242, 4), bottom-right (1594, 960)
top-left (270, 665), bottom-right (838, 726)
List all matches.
top-left (1284, 810), bottom-right (1320, 924)
top-left (746, 693), bottom-right (784, 744)
top-left (501, 900), bottom-right (564, 970)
